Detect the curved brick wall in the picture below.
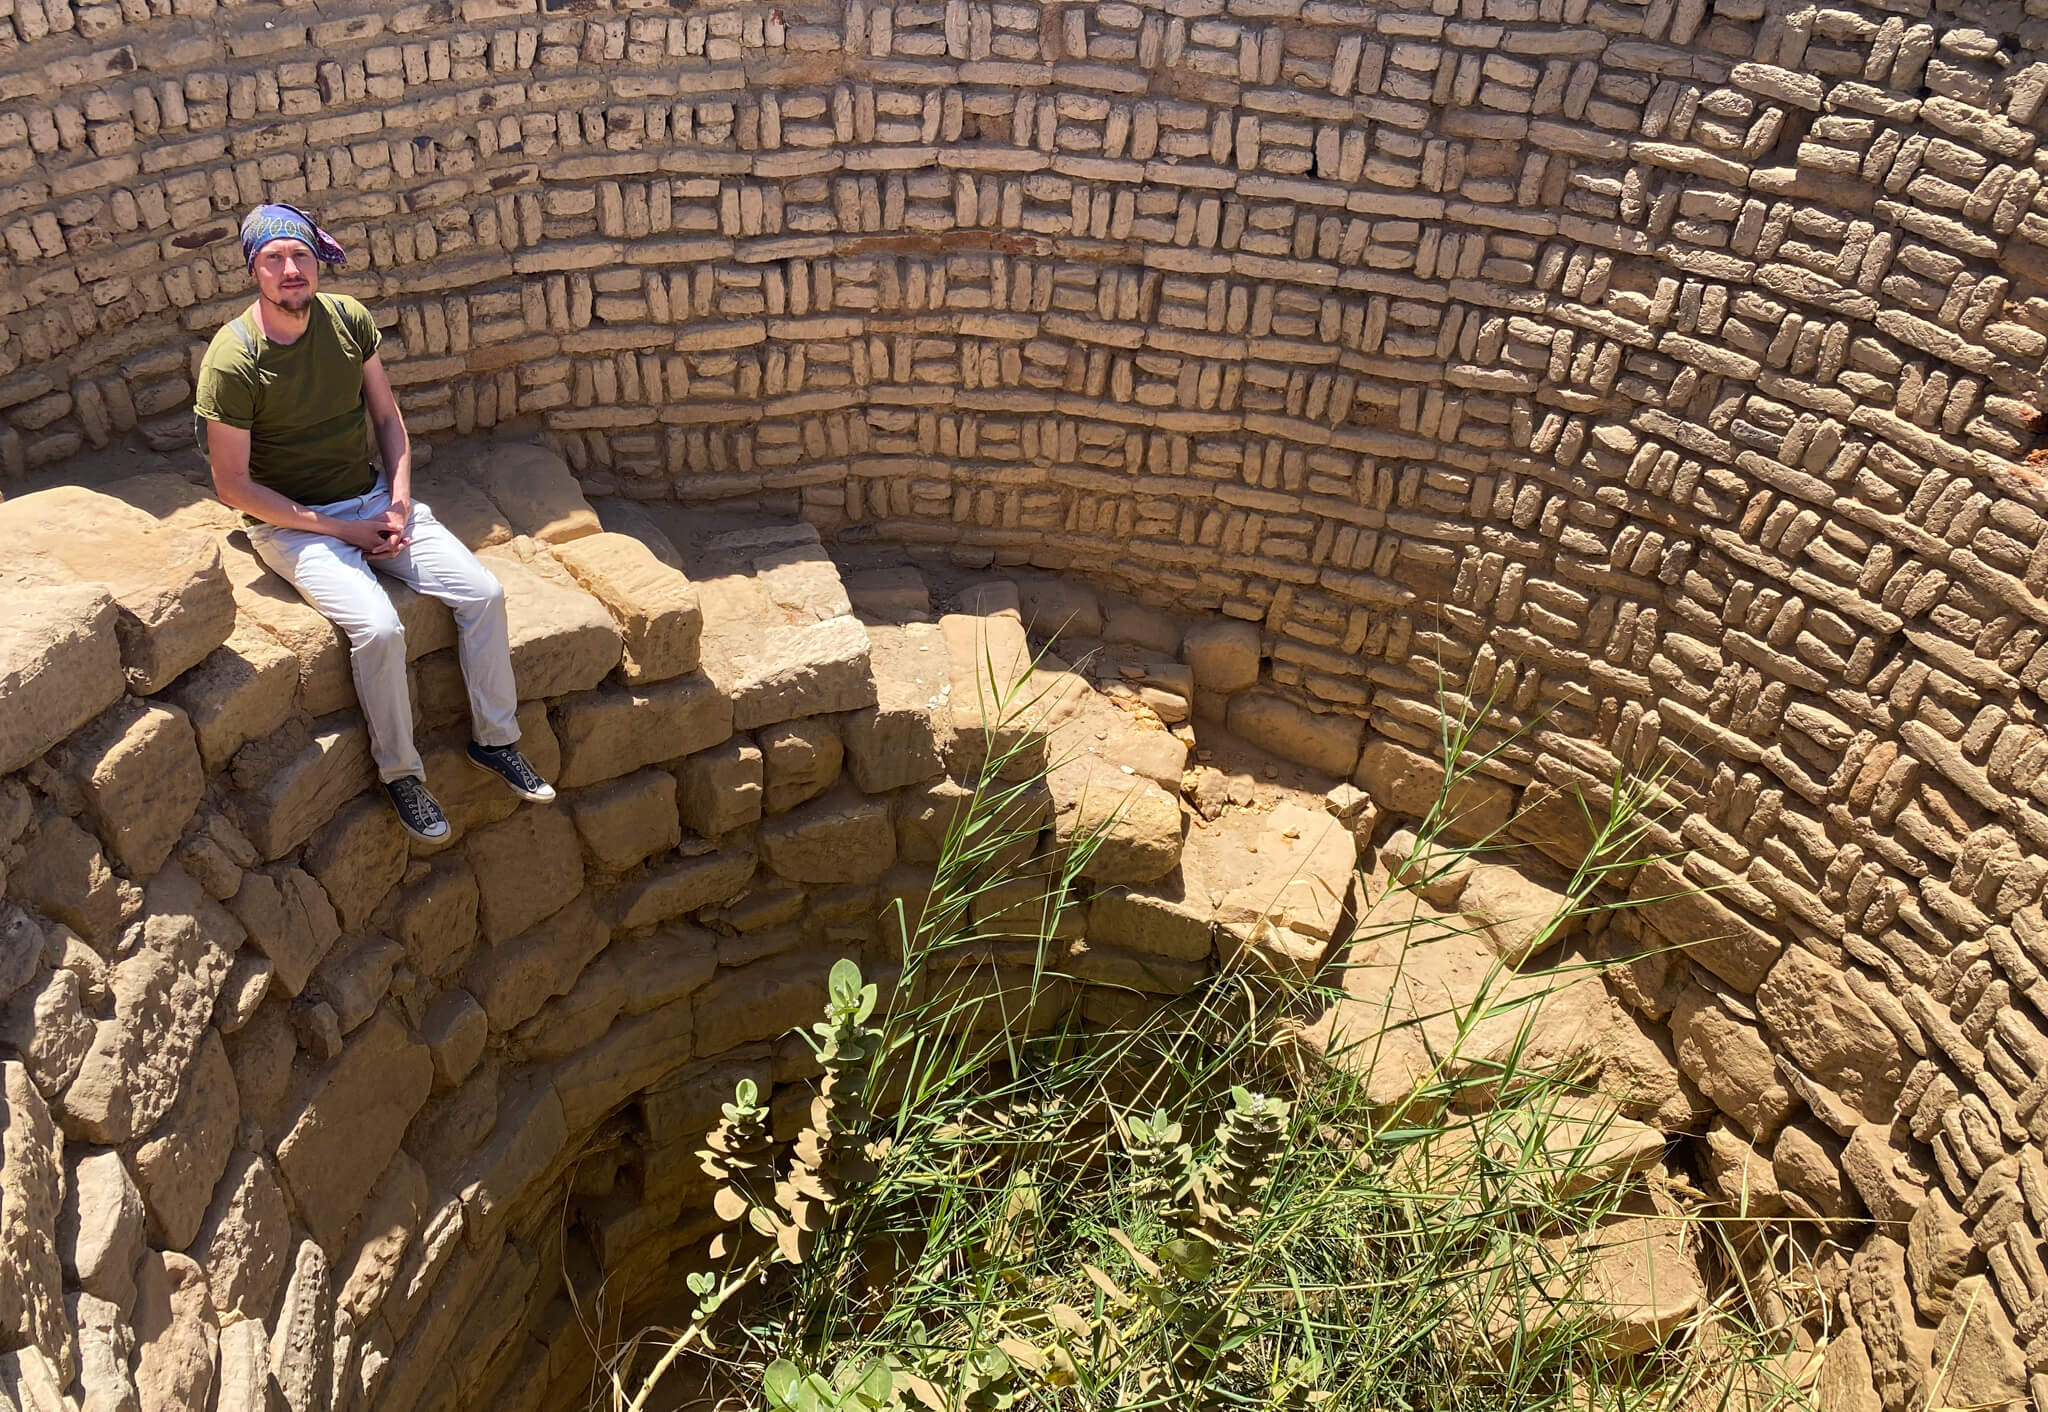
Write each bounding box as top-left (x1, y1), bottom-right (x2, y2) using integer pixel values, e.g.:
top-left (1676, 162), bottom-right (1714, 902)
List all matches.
top-left (7, 0), bottom-right (2048, 1406)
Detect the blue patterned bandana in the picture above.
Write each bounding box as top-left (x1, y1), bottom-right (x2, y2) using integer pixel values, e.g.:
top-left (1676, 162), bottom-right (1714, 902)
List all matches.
top-left (240, 203), bottom-right (346, 272)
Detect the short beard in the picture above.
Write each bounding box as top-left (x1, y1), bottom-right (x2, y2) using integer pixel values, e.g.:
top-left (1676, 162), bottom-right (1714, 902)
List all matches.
top-left (264, 288), bottom-right (314, 316)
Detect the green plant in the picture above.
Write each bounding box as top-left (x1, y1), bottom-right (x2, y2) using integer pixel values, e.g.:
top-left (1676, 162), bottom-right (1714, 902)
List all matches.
top-left (605, 665), bottom-right (1814, 1412)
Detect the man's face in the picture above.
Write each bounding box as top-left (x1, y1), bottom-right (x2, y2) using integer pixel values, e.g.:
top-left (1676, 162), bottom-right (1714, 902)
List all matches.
top-left (252, 239), bottom-right (318, 312)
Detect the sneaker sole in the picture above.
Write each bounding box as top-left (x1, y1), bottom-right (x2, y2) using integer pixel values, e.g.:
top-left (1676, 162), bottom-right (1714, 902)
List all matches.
top-left (466, 751), bottom-right (557, 804)
top-left (395, 816), bottom-right (451, 844)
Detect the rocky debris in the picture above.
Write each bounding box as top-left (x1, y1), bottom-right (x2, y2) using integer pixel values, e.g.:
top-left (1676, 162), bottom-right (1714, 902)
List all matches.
top-left (1201, 802), bottom-right (1355, 975)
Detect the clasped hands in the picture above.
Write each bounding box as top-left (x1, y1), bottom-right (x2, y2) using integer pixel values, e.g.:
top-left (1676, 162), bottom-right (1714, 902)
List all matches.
top-left (334, 499), bottom-right (412, 559)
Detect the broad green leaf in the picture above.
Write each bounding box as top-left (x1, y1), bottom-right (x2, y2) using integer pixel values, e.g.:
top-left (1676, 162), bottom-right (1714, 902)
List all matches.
top-left (764, 1360), bottom-right (803, 1410)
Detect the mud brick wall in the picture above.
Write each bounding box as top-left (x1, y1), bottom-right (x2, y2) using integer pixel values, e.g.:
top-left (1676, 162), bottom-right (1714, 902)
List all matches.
top-left (7, 0), bottom-right (2048, 1406)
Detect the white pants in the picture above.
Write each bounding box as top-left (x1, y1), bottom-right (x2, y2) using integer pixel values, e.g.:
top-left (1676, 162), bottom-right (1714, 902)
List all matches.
top-left (249, 483), bottom-right (520, 783)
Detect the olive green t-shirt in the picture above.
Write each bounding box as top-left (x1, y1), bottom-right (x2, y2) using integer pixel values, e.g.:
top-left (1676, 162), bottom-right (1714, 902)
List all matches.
top-left (194, 292), bottom-right (383, 507)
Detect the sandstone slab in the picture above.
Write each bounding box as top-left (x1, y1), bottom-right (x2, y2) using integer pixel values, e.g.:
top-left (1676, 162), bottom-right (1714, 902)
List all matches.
top-left (189, 1151), bottom-right (290, 1322)
top-left (481, 549), bottom-right (623, 700)
top-left (465, 806), bottom-right (585, 944)
top-left (551, 531), bottom-right (702, 682)
top-left (60, 699), bottom-right (206, 880)
top-left (0, 584), bottom-right (125, 775)
top-left (1, 485), bottom-right (236, 694)
top-left (62, 1145), bottom-right (145, 1312)
top-left (1754, 946), bottom-right (1904, 1123)
top-left (59, 867), bottom-right (240, 1145)
top-left (128, 1028), bottom-right (237, 1251)
top-left (599, 848), bottom-right (757, 932)
top-left (162, 623), bottom-right (300, 773)
top-left (1229, 693), bottom-right (1363, 778)
top-left (394, 856), bottom-right (480, 981)
top-left (567, 768), bottom-right (681, 873)
top-left (229, 714), bottom-right (374, 860)
top-left (844, 621), bottom-right (951, 793)
top-left (760, 718), bottom-right (842, 813)
top-left (305, 795), bottom-right (409, 934)
top-left (1, 1060), bottom-right (70, 1379)
top-left (1049, 758), bottom-right (1183, 886)
top-left (273, 1006), bottom-right (434, 1252)
top-left (940, 611), bottom-right (1044, 780)
top-left (552, 672), bottom-right (733, 789)
top-left (1354, 737), bottom-right (1513, 840)
top-left (1629, 858), bottom-right (1784, 992)
top-left (227, 864), bottom-right (340, 997)
top-left (476, 442), bottom-right (603, 544)
top-left (675, 737), bottom-right (763, 837)
top-left (758, 787), bottom-right (896, 885)
top-left (132, 1251), bottom-right (216, 1412)
top-left (1181, 619), bottom-right (1260, 694)
top-left (462, 894), bottom-right (611, 1032)
top-left (1671, 983), bottom-right (1798, 1142)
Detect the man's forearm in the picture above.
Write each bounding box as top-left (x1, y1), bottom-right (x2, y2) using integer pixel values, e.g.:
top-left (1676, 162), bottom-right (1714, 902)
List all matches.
top-left (215, 474), bottom-right (348, 536)
top-left (374, 411), bottom-right (412, 501)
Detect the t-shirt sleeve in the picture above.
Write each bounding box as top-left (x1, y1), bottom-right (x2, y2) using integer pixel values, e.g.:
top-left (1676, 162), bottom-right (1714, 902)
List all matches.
top-left (193, 331), bottom-right (256, 429)
top-left (342, 295), bottom-right (383, 363)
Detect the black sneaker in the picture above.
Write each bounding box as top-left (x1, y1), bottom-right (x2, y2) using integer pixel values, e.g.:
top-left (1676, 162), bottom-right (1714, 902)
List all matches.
top-left (467, 741), bottom-right (556, 803)
top-left (384, 776), bottom-right (450, 842)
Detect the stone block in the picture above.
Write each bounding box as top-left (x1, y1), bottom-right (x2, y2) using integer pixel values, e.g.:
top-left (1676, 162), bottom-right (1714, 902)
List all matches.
top-left (128, 1028), bottom-right (236, 1250)
top-left (552, 995), bottom-right (695, 1133)
top-left (1088, 874), bottom-right (1214, 961)
top-left (843, 621), bottom-right (950, 794)
top-left (758, 787), bottom-right (896, 885)
top-left (412, 465), bottom-right (514, 552)
top-left (940, 611), bottom-right (1045, 781)
top-left (1670, 983), bottom-right (1798, 1142)
top-left (2, 1060), bottom-right (71, 1377)
top-left (395, 856), bottom-right (480, 982)
top-left (131, 1251), bottom-right (212, 1412)
top-left (759, 718), bottom-right (842, 813)
top-left (308, 934), bottom-right (404, 1036)
top-left (1353, 737), bottom-right (1511, 839)
top-left (481, 550), bottom-right (623, 700)
top-left (1754, 946), bottom-right (1904, 1123)
top-left (0, 485), bottom-right (235, 694)
top-left (59, 699), bottom-right (205, 880)
top-left (597, 847), bottom-right (756, 932)
top-left (217, 538), bottom-right (354, 718)
top-left (1201, 801), bottom-right (1354, 970)
top-left (304, 795), bottom-right (408, 933)
top-left (421, 989), bottom-right (488, 1090)
top-left (462, 893), bottom-right (610, 1032)
top-left (58, 867), bottom-right (240, 1146)
top-left (516, 927), bottom-right (718, 1062)
top-left (188, 1151), bottom-right (289, 1321)
top-left (162, 624), bottom-right (300, 773)
top-left (229, 715), bottom-right (374, 860)
top-left (1014, 574), bottom-right (1102, 640)
top-left (692, 951), bottom-right (834, 1057)
top-left (420, 700), bottom-right (560, 841)
top-left (550, 532), bottom-right (701, 682)
top-left (844, 565), bottom-right (930, 621)
top-left (675, 737), bottom-right (762, 837)
top-left (1457, 861), bottom-right (1576, 965)
top-left (552, 672), bottom-right (733, 790)
top-left (567, 768), bottom-right (680, 873)
top-left (226, 865), bottom-right (339, 998)
top-left (1067, 938), bottom-right (1207, 995)
top-left (1230, 692), bottom-right (1364, 779)
top-left (1628, 859), bottom-right (1784, 992)
top-left (0, 584), bottom-right (125, 775)
top-left (61, 1145), bottom-right (145, 1313)
top-left (0, 962), bottom-right (92, 1106)
top-left (1180, 619), bottom-right (1261, 695)
top-left (464, 806), bottom-right (584, 944)
top-left (10, 813), bottom-right (122, 951)
top-left (1049, 758), bottom-right (1183, 886)
top-left (475, 442), bottom-right (602, 544)
top-left (712, 613), bottom-right (876, 732)
top-left (1103, 603), bottom-right (1180, 654)
top-left (273, 1005), bottom-right (432, 1252)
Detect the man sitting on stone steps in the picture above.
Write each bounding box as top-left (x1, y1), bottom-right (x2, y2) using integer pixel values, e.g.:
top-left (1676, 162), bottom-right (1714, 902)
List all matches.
top-left (194, 202), bottom-right (555, 843)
